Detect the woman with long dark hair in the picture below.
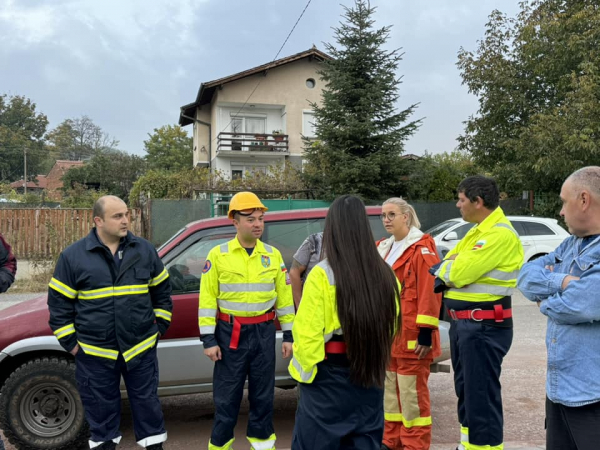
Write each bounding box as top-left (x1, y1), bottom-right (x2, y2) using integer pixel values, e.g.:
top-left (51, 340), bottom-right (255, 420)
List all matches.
top-left (289, 195), bottom-right (401, 450)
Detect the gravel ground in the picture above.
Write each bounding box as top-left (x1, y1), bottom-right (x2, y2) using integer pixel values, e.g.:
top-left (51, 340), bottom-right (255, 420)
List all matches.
top-left (0, 292), bottom-right (547, 449)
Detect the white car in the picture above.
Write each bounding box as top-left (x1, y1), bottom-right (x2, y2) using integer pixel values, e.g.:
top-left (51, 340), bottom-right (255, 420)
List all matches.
top-left (426, 216), bottom-right (570, 262)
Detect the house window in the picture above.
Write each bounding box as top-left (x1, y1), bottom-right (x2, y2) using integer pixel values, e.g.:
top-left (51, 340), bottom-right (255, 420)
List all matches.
top-left (302, 111), bottom-right (317, 138)
top-left (306, 78), bottom-right (316, 89)
top-left (229, 114), bottom-right (266, 134)
top-left (231, 164), bottom-right (267, 179)
top-left (301, 159), bottom-right (308, 173)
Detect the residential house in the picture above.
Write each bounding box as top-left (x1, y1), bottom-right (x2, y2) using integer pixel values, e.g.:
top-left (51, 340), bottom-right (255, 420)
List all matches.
top-left (9, 176), bottom-right (47, 194)
top-left (9, 160), bottom-right (84, 199)
top-left (179, 47), bottom-right (330, 180)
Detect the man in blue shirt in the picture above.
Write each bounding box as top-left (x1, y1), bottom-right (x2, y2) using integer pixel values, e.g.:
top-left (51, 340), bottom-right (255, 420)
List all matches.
top-left (518, 166), bottom-right (600, 450)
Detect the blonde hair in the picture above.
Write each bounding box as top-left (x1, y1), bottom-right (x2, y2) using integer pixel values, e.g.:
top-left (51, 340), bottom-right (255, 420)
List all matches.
top-left (382, 197), bottom-right (421, 229)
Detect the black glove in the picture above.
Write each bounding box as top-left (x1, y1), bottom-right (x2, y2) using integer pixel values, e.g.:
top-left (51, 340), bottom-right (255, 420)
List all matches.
top-left (429, 262), bottom-right (449, 293)
top-left (417, 327), bottom-right (433, 347)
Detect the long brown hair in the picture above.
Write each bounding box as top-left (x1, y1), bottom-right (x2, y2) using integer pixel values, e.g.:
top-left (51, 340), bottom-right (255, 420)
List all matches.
top-left (323, 195), bottom-right (400, 388)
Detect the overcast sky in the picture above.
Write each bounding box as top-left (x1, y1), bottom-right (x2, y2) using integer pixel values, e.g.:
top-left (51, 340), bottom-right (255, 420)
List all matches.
top-left (0, 0), bottom-right (522, 157)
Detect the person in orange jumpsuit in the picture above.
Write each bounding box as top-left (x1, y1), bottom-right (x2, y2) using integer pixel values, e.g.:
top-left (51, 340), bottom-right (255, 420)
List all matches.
top-left (378, 198), bottom-right (442, 450)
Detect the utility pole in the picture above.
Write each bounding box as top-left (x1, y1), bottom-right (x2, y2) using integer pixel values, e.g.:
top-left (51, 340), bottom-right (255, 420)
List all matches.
top-left (23, 147), bottom-right (27, 195)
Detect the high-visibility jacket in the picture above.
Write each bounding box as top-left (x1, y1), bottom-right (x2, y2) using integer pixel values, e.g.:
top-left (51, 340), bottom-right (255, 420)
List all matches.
top-left (435, 207), bottom-right (524, 303)
top-left (48, 229), bottom-right (172, 368)
top-left (289, 259), bottom-right (400, 384)
top-left (198, 237), bottom-right (294, 338)
top-left (377, 229), bottom-right (442, 359)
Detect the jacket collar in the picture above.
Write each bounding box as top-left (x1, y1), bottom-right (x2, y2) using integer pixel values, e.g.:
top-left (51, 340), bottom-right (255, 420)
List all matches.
top-left (377, 226), bottom-right (424, 262)
top-left (229, 236), bottom-right (269, 254)
top-left (472, 207), bottom-right (506, 234)
top-left (85, 228), bottom-right (137, 251)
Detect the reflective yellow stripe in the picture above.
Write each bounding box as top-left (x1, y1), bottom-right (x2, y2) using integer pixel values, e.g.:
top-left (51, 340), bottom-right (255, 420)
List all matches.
top-left (149, 268), bottom-right (169, 287)
top-left (122, 333), bottom-right (158, 362)
top-left (78, 341), bottom-right (119, 360)
top-left (467, 444), bottom-right (503, 450)
top-left (79, 285), bottom-right (149, 300)
top-left (49, 278), bottom-right (78, 299)
top-left (247, 433), bottom-right (276, 450)
top-left (407, 340), bottom-right (417, 350)
top-left (384, 412), bottom-right (403, 422)
top-left (154, 308), bottom-right (172, 322)
top-left (383, 412), bottom-right (431, 428)
top-left (219, 282), bottom-right (275, 292)
top-left (208, 437), bottom-right (234, 450)
top-left (461, 425), bottom-right (469, 446)
top-left (290, 356), bottom-right (316, 383)
top-left (54, 323), bottom-right (75, 339)
top-left (416, 314), bottom-right (439, 327)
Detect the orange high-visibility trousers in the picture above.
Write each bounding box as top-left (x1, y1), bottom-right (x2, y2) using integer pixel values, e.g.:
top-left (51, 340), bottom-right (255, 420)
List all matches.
top-left (382, 356), bottom-right (432, 450)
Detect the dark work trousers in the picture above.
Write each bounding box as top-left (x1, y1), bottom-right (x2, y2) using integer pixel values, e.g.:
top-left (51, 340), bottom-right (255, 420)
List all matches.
top-left (449, 320), bottom-right (512, 448)
top-left (292, 362), bottom-right (384, 450)
top-left (546, 397), bottom-right (600, 450)
top-left (210, 320), bottom-right (276, 447)
top-left (75, 346), bottom-right (166, 446)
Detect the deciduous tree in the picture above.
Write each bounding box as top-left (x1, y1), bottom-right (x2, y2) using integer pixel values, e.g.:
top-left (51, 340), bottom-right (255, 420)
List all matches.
top-left (62, 150), bottom-right (146, 203)
top-left (458, 0), bottom-right (600, 196)
top-left (46, 115), bottom-right (119, 161)
top-left (0, 94), bottom-right (49, 182)
top-left (144, 125), bottom-right (193, 172)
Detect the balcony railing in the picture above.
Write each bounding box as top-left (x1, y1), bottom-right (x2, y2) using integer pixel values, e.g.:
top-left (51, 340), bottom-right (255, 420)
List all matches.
top-left (217, 132), bottom-right (289, 154)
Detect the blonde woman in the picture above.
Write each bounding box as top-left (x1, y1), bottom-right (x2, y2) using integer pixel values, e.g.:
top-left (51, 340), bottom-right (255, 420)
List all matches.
top-left (378, 198), bottom-right (442, 450)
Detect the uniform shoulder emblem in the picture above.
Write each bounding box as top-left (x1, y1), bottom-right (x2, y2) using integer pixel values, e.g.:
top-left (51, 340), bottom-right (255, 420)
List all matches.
top-left (421, 247), bottom-right (434, 255)
top-left (472, 240), bottom-right (486, 250)
top-left (202, 260), bottom-right (212, 273)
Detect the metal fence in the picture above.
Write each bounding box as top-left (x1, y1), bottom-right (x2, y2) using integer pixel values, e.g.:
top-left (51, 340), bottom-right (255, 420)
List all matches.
top-left (0, 208), bottom-right (142, 259)
top-left (149, 199), bottom-right (212, 247)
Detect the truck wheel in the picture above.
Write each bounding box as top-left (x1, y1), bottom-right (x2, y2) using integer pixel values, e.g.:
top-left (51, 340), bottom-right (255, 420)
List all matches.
top-left (0, 357), bottom-right (88, 450)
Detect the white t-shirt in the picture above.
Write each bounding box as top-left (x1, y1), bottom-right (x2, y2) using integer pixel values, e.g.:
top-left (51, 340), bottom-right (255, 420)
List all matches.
top-left (384, 238), bottom-right (407, 267)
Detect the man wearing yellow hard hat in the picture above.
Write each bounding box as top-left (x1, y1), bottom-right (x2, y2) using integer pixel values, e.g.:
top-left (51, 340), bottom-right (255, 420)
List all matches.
top-left (198, 191), bottom-right (295, 450)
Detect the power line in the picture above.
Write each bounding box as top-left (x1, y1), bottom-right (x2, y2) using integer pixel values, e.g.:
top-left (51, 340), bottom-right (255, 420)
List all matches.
top-left (213, 0), bottom-right (313, 144)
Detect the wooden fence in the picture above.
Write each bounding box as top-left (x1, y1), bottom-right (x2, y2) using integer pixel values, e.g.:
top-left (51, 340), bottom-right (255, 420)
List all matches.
top-left (0, 208), bottom-right (142, 259)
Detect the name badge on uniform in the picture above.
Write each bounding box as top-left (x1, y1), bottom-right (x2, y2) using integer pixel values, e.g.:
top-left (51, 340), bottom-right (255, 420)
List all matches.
top-left (261, 255), bottom-right (271, 268)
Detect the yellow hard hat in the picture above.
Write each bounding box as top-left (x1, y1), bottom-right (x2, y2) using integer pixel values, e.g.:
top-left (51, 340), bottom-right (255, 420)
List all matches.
top-left (228, 191), bottom-right (268, 219)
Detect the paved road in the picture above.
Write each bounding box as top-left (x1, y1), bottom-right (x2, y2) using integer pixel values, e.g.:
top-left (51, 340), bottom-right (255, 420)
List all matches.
top-left (0, 292), bottom-right (547, 449)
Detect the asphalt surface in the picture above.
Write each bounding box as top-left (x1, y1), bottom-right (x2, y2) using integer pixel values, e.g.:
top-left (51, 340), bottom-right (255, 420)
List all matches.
top-left (0, 291), bottom-right (548, 449)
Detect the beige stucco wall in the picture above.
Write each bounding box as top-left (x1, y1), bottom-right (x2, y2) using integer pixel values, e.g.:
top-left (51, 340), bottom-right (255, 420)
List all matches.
top-left (213, 58), bottom-right (323, 156)
top-left (192, 107), bottom-right (211, 167)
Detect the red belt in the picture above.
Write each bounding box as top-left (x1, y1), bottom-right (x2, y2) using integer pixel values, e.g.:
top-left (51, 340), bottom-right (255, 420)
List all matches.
top-left (218, 311), bottom-right (276, 349)
top-left (324, 341), bottom-right (346, 354)
top-left (448, 305), bottom-right (512, 322)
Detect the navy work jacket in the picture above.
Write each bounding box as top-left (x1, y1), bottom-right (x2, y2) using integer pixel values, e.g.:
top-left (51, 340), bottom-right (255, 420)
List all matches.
top-left (48, 229), bottom-right (172, 369)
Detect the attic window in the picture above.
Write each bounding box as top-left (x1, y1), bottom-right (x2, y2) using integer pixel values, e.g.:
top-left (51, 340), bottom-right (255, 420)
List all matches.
top-left (306, 78), bottom-right (316, 89)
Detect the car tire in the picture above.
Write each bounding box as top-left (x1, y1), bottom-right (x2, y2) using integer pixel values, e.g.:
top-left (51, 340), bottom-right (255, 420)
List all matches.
top-left (0, 357), bottom-right (88, 450)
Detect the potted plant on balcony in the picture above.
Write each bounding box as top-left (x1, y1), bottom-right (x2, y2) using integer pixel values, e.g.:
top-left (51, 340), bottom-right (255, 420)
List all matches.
top-left (272, 130), bottom-right (285, 142)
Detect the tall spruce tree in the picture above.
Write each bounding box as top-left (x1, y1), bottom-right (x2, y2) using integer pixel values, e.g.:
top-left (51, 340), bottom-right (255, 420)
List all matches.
top-left (303, 0), bottom-right (420, 199)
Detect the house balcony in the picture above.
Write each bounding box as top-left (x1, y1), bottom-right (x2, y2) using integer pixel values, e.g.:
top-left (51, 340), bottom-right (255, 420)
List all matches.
top-left (216, 132), bottom-right (289, 158)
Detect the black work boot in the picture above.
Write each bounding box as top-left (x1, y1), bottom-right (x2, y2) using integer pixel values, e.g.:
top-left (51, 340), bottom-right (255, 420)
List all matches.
top-left (146, 444), bottom-right (164, 450)
top-left (99, 442), bottom-right (117, 450)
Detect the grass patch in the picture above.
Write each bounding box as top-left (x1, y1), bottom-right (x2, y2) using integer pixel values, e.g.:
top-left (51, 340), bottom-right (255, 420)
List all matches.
top-left (10, 259), bottom-right (54, 294)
